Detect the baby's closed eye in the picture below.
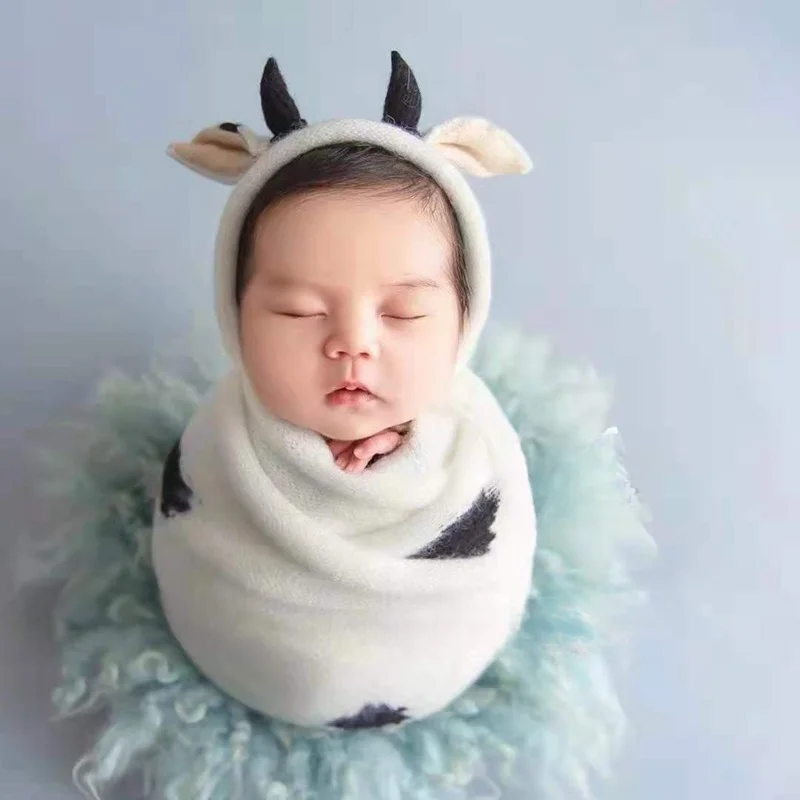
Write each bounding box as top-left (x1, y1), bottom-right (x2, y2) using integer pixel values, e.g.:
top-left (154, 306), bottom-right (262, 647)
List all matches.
top-left (275, 310), bottom-right (327, 318)
top-left (380, 301), bottom-right (430, 321)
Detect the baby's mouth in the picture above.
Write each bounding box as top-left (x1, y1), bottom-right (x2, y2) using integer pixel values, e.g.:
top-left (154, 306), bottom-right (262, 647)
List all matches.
top-left (326, 381), bottom-right (378, 408)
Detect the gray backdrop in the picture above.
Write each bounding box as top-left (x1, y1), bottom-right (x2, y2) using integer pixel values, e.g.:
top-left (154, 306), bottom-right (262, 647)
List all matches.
top-left (2, 1), bottom-right (798, 798)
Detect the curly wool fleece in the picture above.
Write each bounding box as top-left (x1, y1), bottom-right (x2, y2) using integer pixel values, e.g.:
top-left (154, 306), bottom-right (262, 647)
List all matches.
top-left (31, 326), bottom-right (653, 800)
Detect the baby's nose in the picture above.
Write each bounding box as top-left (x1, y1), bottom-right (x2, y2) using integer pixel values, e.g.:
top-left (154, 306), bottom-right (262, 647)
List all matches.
top-left (323, 315), bottom-right (379, 360)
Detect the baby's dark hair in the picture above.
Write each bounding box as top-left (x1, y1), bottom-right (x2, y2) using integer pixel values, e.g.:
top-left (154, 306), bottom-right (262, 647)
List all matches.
top-left (234, 143), bottom-right (469, 321)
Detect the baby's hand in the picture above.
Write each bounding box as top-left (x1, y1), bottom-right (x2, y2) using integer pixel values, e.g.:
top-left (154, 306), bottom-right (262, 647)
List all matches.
top-left (327, 426), bottom-right (408, 473)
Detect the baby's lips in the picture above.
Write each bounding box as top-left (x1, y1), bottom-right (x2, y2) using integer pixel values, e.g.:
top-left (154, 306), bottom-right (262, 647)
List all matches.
top-left (326, 379), bottom-right (380, 399)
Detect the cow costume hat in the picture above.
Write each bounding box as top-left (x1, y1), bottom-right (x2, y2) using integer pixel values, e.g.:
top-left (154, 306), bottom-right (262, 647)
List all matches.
top-left (169, 51), bottom-right (531, 368)
top-left (153, 52), bottom-right (537, 729)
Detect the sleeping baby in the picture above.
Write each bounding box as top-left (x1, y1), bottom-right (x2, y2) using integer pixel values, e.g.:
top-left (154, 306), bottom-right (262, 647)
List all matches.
top-left (153, 52), bottom-right (537, 730)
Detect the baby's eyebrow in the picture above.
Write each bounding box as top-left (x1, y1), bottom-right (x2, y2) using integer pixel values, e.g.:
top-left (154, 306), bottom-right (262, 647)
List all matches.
top-left (263, 275), bottom-right (316, 290)
top-left (385, 277), bottom-right (441, 290)
top-left (262, 275), bottom-right (441, 291)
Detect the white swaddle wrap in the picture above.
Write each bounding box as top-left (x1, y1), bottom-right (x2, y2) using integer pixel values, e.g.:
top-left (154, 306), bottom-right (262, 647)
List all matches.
top-left (153, 364), bottom-right (535, 727)
top-left (154, 52), bottom-right (537, 728)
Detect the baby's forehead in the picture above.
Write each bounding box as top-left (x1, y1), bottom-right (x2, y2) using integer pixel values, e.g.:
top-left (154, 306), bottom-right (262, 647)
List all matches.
top-left (256, 187), bottom-right (448, 232)
top-left (251, 191), bottom-right (454, 287)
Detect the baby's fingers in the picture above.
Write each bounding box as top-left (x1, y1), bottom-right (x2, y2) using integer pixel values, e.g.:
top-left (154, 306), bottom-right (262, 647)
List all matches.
top-left (335, 448), bottom-right (355, 469)
top-left (353, 431), bottom-right (403, 462)
top-left (335, 447), bottom-right (371, 473)
top-left (344, 455), bottom-right (368, 474)
top-left (327, 439), bottom-right (352, 458)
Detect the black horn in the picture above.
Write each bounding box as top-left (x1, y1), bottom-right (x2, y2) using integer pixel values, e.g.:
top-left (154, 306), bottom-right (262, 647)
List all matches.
top-left (382, 51), bottom-right (422, 133)
top-left (260, 57), bottom-right (307, 140)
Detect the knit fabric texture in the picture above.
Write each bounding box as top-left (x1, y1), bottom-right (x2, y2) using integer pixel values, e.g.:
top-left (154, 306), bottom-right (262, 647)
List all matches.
top-left (151, 362), bottom-right (536, 727)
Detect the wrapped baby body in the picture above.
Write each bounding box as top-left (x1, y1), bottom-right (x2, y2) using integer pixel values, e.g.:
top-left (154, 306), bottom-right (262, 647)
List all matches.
top-left (153, 366), bottom-right (535, 728)
top-left (153, 53), bottom-right (537, 728)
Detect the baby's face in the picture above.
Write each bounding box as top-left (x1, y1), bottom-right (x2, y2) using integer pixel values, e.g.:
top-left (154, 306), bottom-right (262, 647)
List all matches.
top-left (239, 190), bottom-right (462, 441)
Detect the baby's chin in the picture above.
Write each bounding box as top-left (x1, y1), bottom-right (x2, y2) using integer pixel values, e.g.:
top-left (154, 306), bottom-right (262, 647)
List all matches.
top-left (314, 415), bottom-right (401, 443)
top-left (301, 407), bottom-right (411, 443)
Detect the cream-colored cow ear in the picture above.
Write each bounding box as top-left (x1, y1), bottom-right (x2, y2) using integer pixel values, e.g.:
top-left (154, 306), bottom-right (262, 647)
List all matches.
top-left (167, 123), bottom-right (265, 185)
top-left (425, 117), bottom-right (532, 177)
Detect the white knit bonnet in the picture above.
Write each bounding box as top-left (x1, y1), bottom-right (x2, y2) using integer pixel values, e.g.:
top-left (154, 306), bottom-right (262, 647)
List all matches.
top-left (168, 52), bottom-right (531, 367)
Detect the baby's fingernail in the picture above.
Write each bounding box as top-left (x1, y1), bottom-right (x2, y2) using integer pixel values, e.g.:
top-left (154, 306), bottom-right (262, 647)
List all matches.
top-left (353, 446), bottom-right (366, 459)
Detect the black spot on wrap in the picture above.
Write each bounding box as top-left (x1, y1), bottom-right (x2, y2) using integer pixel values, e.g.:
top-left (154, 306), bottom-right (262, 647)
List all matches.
top-left (410, 489), bottom-right (500, 559)
top-left (159, 438), bottom-right (194, 518)
top-left (328, 703), bottom-right (410, 729)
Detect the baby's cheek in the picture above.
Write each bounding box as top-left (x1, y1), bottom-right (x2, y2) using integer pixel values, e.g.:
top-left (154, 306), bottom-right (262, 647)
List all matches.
top-left (395, 337), bottom-right (454, 406)
top-left (241, 323), bottom-right (290, 390)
